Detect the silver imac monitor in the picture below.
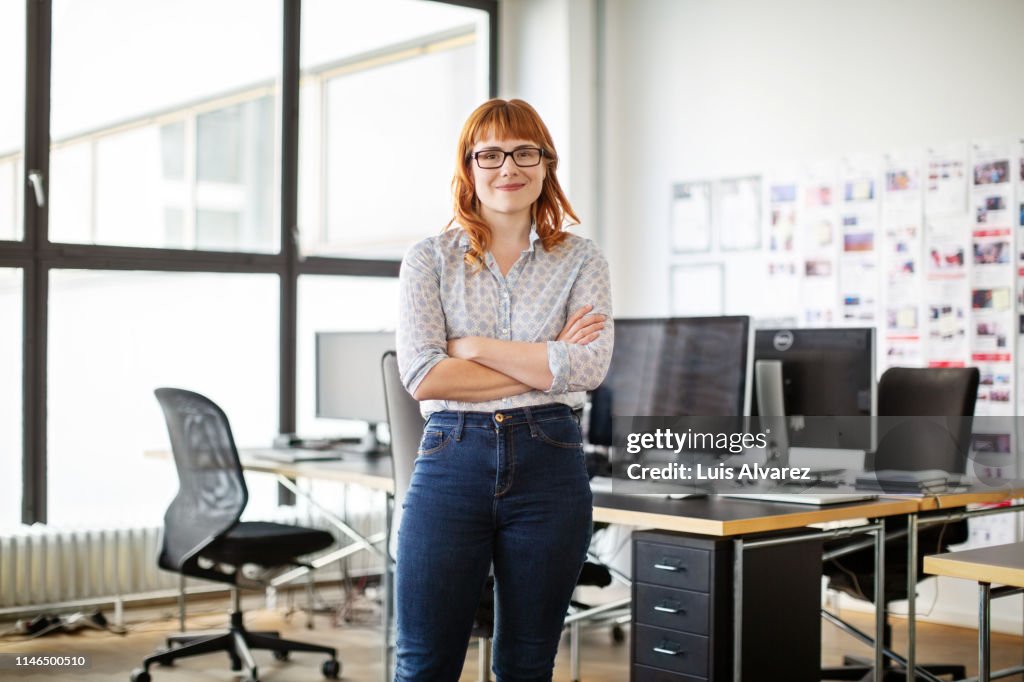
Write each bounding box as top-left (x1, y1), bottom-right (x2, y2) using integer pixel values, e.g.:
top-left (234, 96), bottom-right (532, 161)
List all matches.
top-left (315, 330), bottom-right (396, 454)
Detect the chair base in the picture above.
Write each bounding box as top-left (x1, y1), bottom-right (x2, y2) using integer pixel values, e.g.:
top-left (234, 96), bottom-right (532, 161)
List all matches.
top-left (131, 611), bottom-right (340, 682)
top-left (822, 654), bottom-right (966, 681)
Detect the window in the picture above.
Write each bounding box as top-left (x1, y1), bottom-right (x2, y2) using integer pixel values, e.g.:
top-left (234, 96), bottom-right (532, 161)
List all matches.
top-left (48, 0), bottom-right (282, 252)
top-left (0, 269), bottom-right (22, 528)
top-left (6, 0), bottom-right (496, 526)
top-left (298, 0), bottom-right (489, 259)
top-left (47, 271), bottom-right (280, 527)
top-left (0, 1), bottom-right (25, 241)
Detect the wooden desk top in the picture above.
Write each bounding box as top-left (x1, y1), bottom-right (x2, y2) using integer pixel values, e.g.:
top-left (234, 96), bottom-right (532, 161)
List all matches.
top-left (239, 450), bottom-right (395, 494)
top-left (904, 484), bottom-right (1024, 512)
top-left (591, 492), bottom-right (918, 537)
top-left (145, 448), bottom-right (396, 494)
top-left (924, 542), bottom-right (1024, 588)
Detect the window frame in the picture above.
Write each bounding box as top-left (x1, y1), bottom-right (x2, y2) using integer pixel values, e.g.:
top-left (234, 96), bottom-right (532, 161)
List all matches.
top-left (3, 0), bottom-right (497, 524)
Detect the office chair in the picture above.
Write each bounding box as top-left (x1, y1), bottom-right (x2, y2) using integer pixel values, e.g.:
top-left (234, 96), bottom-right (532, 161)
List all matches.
top-left (821, 367), bottom-right (979, 682)
top-left (381, 352), bottom-right (495, 681)
top-left (131, 388), bottom-right (341, 682)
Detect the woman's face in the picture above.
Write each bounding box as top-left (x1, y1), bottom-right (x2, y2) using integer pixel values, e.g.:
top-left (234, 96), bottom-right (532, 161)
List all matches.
top-left (470, 137), bottom-right (547, 224)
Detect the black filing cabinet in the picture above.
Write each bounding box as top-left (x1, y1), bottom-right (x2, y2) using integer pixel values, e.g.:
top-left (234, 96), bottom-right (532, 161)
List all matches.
top-left (631, 530), bottom-right (823, 681)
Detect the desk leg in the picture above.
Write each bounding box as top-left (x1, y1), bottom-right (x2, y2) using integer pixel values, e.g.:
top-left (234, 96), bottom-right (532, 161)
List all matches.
top-left (979, 582), bottom-right (991, 682)
top-left (874, 522), bottom-right (885, 682)
top-left (733, 538), bottom-right (743, 682)
top-left (178, 574), bottom-right (186, 632)
top-left (906, 512), bottom-right (918, 682)
top-left (382, 491), bottom-right (394, 682)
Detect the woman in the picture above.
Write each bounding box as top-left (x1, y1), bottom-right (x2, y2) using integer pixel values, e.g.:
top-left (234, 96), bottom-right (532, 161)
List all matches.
top-left (395, 98), bottom-right (613, 682)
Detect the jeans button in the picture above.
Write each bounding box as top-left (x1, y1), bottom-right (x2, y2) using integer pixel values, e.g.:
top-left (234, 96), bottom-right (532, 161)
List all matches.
top-left (495, 413), bottom-right (504, 423)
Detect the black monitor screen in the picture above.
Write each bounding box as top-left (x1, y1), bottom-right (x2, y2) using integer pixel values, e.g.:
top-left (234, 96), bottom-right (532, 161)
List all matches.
top-left (315, 331), bottom-right (396, 424)
top-left (751, 327), bottom-right (875, 449)
top-left (588, 316), bottom-right (752, 446)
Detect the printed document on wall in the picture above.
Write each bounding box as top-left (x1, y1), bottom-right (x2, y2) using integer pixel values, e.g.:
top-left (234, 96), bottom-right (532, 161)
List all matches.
top-left (881, 151), bottom-right (925, 367)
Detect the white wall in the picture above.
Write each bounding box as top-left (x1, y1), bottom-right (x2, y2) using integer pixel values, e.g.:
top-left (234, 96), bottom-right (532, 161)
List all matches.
top-left (601, 0), bottom-right (1024, 316)
top-left (499, 0), bottom-right (598, 241)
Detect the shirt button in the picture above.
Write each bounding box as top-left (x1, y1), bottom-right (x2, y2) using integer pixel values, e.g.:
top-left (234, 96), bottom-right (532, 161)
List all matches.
top-left (502, 328), bottom-right (509, 334)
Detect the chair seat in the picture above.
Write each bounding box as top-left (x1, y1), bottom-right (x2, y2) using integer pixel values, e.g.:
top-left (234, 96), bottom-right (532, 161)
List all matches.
top-left (202, 521), bottom-right (334, 567)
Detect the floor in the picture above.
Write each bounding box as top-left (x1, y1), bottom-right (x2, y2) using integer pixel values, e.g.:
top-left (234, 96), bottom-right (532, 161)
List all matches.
top-left (0, 587), bottom-right (1021, 681)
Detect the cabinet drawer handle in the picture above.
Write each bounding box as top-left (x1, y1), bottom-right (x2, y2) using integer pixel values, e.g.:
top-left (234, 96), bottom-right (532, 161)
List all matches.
top-left (654, 561), bottom-right (685, 572)
top-left (654, 603), bottom-right (683, 614)
top-left (653, 645), bottom-right (683, 656)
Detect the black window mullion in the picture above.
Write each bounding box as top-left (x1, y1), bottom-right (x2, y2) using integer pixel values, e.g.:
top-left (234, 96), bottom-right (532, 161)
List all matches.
top-left (40, 242), bottom-right (287, 273)
top-left (22, 0), bottom-right (51, 525)
top-left (280, 0), bottom-right (300, 438)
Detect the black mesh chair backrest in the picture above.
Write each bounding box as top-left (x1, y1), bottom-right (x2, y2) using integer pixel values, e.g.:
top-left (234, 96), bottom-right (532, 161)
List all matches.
top-left (380, 352), bottom-right (425, 561)
top-left (154, 387), bottom-right (248, 574)
top-left (873, 367), bottom-right (980, 473)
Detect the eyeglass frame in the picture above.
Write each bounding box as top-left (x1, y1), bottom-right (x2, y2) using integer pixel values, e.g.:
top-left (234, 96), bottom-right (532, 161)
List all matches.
top-left (468, 146), bottom-right (547, 169)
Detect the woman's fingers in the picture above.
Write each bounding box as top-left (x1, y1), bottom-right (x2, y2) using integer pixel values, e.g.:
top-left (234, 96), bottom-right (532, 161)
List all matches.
top-left (569, 317), bottom-right (606, 344)
top-left (557, 304), bottom-right (594, 341)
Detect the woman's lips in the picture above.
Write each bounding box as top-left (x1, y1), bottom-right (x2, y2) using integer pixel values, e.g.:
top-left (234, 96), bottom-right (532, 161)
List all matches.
top-left (496, 183), bottom-right (525, 191)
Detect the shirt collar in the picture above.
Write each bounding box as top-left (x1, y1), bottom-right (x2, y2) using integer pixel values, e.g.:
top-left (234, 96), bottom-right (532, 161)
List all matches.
top-left (458, 224), bottom-right (540, 253)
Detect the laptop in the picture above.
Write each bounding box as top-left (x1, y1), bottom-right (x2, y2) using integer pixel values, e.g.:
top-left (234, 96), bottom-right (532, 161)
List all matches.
top-left (718, 491), bottom-right (878, 506)
top-left (246, 448), bottom-right (344, 463)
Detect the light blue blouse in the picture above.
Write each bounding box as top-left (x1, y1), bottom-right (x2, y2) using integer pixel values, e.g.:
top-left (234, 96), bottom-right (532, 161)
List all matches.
top-left (397, 227), bottom-right (614, 417)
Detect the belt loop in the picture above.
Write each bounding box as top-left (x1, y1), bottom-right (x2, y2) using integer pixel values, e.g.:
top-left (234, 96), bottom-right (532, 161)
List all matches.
top-left (455, 412), bottom-right (465, 441)
top-left (522, 405), bottom-right (538, 437)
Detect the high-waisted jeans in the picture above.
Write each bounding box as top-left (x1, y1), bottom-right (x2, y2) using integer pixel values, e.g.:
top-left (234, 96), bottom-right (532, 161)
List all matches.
top-left (394, 403), bottom-right (593, 682)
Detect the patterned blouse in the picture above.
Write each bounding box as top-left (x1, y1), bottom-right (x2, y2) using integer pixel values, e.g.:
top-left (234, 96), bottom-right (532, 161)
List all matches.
top-left (397, 227), bottom-right (614, 417)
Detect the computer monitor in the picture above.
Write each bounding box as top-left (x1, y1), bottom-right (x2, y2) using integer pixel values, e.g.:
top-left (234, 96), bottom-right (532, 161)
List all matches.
top-left (588, 316), bottom-right (753, 449)
top-left (751, 327), bottom-right (876, 451)
top-left (315, 330), bottom-right (396, 453)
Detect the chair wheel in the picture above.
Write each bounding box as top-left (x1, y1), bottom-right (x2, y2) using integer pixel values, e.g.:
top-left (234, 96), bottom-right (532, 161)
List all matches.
top-left (273, 649), bottom-right (290, 661)
top-left (130, 669), bottom-right (152, 682)
top-left (323, 658), bottom-right (342, 679)
top-left (612, 624), bottom-right (625, 644)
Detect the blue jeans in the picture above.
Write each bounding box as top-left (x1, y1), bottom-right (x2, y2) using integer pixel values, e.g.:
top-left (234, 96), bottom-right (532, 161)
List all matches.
top-left (394, 403), bottom-right (593, 682)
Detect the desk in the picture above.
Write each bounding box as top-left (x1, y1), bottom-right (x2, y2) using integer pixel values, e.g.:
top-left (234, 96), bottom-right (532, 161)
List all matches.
top-left (593, 493), bottom-right (917, 681)
top-left (161, 449), bottom-right (1003, 681)
top-left (899, 485), bottom-right (1024, 682)
top-left (924, 542), bottom-right (1024, 682)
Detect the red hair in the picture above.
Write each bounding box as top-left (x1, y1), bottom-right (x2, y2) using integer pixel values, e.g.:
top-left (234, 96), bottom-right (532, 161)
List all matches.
top-left (447, 99), bottom-right (579, 266)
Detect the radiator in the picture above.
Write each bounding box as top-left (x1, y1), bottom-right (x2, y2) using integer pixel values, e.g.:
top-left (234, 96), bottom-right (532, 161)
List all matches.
top-left (0, 525), bottom-right (175, 609)
top-left (0, 507), bottom-right (386, 610)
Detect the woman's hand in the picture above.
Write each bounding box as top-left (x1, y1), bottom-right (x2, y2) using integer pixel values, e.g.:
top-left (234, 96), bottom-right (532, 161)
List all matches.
top-left (557, 305), bottom-right (606, 345)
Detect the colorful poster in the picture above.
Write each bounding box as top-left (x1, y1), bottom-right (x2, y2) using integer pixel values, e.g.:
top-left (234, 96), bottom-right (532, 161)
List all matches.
top-left (838, 156), bottom-right (881, 324)
top-left (800, 162), bottom-right (838, 325)
top-left (969, 140), bottom-right (1015, 416)
top-left (881, 151), bottom-right (925, 368)
top-left (925, 143), bottom-right (968, 216)
top-left (766, 177), bottom-right (798, 252)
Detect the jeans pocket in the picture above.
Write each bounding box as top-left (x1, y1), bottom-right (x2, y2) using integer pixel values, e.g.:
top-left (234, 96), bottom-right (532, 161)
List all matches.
top-left (417, 427), bottom-right (454, 456)
top-left (533, 417), bottom-right (584, 449)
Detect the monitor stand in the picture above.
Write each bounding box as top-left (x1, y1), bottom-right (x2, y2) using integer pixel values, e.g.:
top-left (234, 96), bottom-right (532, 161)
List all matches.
top-left (339, 422), bottom-right (390, 457)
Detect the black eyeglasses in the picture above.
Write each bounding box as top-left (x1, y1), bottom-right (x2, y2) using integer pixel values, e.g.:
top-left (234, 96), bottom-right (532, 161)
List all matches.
top-left (469, 147), bottom-right (545, 169)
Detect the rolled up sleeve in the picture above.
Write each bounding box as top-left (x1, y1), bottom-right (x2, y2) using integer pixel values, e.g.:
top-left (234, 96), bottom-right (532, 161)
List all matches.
top-left (397, 239), bottom-right (448, 395)
top-left (546, 246), bottom-right (614, 393)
